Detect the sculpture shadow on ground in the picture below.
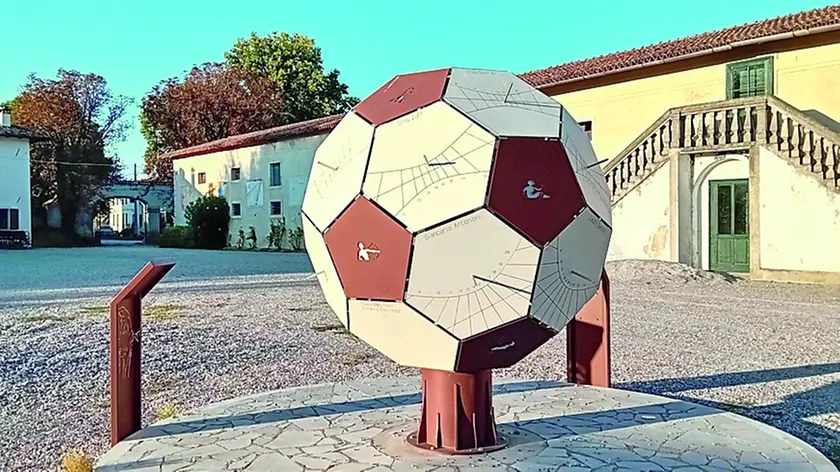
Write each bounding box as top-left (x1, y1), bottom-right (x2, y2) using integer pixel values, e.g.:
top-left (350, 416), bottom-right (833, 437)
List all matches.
top-left (128, 379), bottom-right (718, 443)
top-left (617, 361), bottom-right (840, 464)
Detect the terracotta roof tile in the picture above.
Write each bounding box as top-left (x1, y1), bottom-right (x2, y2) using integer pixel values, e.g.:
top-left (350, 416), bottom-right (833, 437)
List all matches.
top-left (0, 125), bottom-right (46, 141)
top-left (519, 5), bottom-right (840, 88)
top-left (165, 6), bottom-right (840, 159)
top-left (166, 113), bottom-right (344, 160)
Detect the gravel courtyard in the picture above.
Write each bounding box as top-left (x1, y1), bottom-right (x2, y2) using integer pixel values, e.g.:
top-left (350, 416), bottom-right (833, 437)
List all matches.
top-left (0, 246), bottom-right (838, 471)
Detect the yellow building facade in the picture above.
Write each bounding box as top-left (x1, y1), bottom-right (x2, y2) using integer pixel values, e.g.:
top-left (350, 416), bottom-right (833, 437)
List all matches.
top-left (521, 10), bottom-right (840, 283)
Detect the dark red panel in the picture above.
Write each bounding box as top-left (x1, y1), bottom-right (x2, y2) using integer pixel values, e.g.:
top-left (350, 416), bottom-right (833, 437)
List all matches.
top-left (324, 197), bottom-right (412, 301)
top-left (487, 138), bottom-right (585, 247)
top-left (455, 317), bottom-right (556, 372)
top-left (353, 69), bottom-right (450, 126)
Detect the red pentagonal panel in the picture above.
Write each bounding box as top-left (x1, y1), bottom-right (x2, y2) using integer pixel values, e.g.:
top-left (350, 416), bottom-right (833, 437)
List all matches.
top-left (487, 138), bottom-right (585, 247)
top-left (455, 317), bottom-right (555, 372)
top-left (324, 197), bottom-right (412, 301)
top-left (353, 68), bottom-right (450, 126)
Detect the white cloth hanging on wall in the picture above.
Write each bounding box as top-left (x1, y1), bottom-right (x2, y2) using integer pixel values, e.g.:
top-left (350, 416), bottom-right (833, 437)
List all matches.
top-left (246, 180), bottom-right (264, 207)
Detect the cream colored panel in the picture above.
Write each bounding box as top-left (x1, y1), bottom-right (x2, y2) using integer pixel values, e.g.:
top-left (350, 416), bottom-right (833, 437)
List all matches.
top-left (444, 68), bottom-right (563, 138)
top-left (302, 214), bottom-right (348, 327)
top-left (302, 112), bottom-right (374, 231)
top-left (530, 207), bottom-right (611, 331)
top-left (406, 210), bottom-right (540, 339)
top-left (561, 108), bottom-right (612, 227)
top-left (363, 101), bottom-right (495, 232)
top-left (348, 299), bottom-right (458, 371)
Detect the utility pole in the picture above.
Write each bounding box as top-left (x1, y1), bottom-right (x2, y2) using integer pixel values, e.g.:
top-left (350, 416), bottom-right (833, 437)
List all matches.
top-left (133, 164), bottom-right (139, 238)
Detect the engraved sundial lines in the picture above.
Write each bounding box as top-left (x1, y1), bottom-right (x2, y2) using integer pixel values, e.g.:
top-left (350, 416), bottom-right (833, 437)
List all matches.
top-left (363, 102), bottom-right (495, 232)
top-left (302, 214), bottom-right (348, 327)
top-left (529, 207), bottom-right (611, 331)
top-left (560, 108), bottom-right (613, 227)
top-left (302, 112), bottom-right (374, 231)
top-left (443, 68), bottom-right (564, 138)
top-left (406, 210), bottom-right (540, 339)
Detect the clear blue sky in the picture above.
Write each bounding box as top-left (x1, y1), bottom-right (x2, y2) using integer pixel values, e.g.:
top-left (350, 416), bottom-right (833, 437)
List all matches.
top-left (1, 0), bottom-right (830, 179)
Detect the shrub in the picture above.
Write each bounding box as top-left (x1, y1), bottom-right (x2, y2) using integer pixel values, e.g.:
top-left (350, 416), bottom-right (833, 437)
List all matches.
top-left (60, 450), bottom-right (93, 472)
top-left (289, 226), bottom-right (305, 251)
top-left (267, 217), bottom-right (287, 250)
top-left (158, 226), bottom-right (193, 248)
top-left (32, 228), bottom-right (70, 247)
top-left (246, 225), bottom-right (257, 250)
top-left (185, 196), bottom-right (230, 249)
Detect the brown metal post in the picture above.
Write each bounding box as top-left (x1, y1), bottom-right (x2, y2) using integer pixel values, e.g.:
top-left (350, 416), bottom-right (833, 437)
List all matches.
top-left (408, 369), bottom-right (506, 454)
top-left (566, 271), bottom-right (611, 387)
top-left (110, 260), bottom-right (175, 446)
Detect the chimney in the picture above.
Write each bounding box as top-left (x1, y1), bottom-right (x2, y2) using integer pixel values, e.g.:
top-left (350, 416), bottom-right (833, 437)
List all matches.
top-left (0, 109), bottom-right (10, 127)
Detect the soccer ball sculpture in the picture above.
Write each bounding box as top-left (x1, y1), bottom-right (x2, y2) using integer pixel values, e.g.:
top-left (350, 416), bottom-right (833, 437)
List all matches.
top-left (303, 67), bottom-right (611, 372)
top-left (302, 67), bottom-right (612, 452)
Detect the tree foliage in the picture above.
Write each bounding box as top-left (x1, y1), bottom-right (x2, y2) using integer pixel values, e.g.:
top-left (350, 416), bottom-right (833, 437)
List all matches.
top-left (141, 63), bottom-right (286, 182)
top-left (9, 70), bottom-right (128, 239)
top-left (185, 195), bottom-right (230, 249)
top-left (225, 32), bottom-right (358, 122)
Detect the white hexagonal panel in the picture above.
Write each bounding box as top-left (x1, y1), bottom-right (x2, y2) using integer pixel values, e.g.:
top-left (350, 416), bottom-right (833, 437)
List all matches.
top-left (302, 214), bottom-right (348, 326)
top-left (444, 68), bottom-right (563, 138)
top-left (302, 112), bottom-right (374, 232)
top-left (529, 207), bottom-right (611, 331)
top-left (348, 299), bottom-right (459, 371)
top-left (406, 209), bottom-right (540, 339)
top-left (561, 108), bottom-right (612, 227)
top-left (362, 101), bottom-right (495, 233)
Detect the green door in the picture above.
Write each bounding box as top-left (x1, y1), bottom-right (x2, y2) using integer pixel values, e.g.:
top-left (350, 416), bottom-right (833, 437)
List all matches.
top-left (709, 179), bottom-right (750, 273)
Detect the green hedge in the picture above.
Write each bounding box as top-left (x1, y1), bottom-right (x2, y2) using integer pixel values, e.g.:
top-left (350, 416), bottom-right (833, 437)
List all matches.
top-left (158, 226), bottom-right (193, 248)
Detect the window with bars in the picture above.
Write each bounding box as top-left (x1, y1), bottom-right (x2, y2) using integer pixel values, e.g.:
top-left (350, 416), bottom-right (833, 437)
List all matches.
top-left (198, 172), bottom-right (206, 184)
top-left (726, 57), bottom-right (773, 99)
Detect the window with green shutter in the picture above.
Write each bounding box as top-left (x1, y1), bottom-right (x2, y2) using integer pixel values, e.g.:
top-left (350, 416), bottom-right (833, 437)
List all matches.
top-left (726, 57), bottom-right (773, 99)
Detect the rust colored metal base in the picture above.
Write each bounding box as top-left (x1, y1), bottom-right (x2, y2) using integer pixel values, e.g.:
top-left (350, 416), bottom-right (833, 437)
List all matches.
top-left (566, 271), bottom-right (611, 387)
top-left (110, 260), bottom-right (175, 446)
top-left (408, 369), bottom-right (507, 454)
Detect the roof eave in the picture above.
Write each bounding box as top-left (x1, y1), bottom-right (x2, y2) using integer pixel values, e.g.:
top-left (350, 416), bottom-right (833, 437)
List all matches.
top-left (533, 22), bottom-right (840, 91)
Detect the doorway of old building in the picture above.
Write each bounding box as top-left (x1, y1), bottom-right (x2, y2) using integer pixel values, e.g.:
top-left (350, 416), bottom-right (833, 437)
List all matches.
top-left (709, 179), bottom-right (750, 272)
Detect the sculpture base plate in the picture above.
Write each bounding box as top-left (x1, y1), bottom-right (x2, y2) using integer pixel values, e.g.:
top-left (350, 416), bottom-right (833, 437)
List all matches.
top-left (406, 431), bottom-right (508, 455)
top-left (95, 378), bottom-right (837, 472)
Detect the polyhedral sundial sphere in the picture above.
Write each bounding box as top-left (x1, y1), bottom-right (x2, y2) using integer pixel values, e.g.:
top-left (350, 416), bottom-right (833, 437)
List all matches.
top-left (302, 67), bottom-right (612, 373)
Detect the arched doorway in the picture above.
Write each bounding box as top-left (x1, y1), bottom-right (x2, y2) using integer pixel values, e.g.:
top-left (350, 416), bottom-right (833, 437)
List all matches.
top-left (690, 154), bottom-right (750, 271)
top-left (94, 196), bottom-right (150, 242)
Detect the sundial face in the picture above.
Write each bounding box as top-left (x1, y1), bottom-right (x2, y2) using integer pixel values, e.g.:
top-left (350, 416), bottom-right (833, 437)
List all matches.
top-left (529, 207), bottom-right (611, 331)
top-left (302, 113), bottom-right (374, 232)
top-left (406, 209), bottom-right (540, 340)
top-left (362, 101), bottom-right (495, 233)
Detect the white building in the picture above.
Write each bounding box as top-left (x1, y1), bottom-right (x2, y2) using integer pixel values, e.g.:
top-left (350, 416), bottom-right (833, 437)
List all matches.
top-left (96, 197), bottom-right (145, 234)
top-left (168, 115), bottom-right (339, 249)
top-left (0, 109), bottom-right (41, 245)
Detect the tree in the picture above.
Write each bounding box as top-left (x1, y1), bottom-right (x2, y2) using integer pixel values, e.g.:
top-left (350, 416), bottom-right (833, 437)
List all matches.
top-left (9, 70), bottom-right (128, 240)
top-left (224, 32), bottom-right (358, 123)
top-left (141, 63), bottom-right (286, 182)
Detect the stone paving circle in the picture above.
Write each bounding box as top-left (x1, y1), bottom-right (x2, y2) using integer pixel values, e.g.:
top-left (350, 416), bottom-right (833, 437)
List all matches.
top-left (95, 378), bottom-right (838, 471)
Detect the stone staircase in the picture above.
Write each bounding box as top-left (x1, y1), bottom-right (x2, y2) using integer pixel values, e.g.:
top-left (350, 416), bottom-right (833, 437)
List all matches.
top-left (603, 95), bottom-right (840, 203)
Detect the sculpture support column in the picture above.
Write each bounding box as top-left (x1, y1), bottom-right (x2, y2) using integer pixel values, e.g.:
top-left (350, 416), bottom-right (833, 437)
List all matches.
top-left (566, 271), bottom-right (611, 387)
top-left (408, 369), bottom-right (506, 454)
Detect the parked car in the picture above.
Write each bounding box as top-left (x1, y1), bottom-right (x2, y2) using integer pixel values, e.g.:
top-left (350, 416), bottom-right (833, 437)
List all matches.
top-left (98, 226), bottom-right (115, 239)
